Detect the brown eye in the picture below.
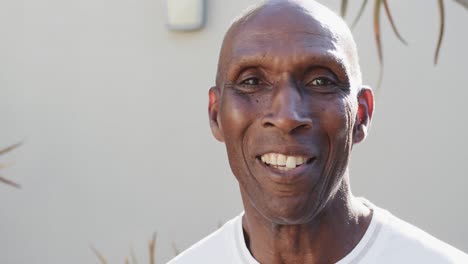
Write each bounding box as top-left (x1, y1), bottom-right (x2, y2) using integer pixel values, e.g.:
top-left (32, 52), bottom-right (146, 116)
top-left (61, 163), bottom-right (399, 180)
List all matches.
top-left (234, 74), bottom-right (270, 94)
top-left (310, 77), bottom-right (334, 86)
top-left (241, 77), bottom-right (260, 85)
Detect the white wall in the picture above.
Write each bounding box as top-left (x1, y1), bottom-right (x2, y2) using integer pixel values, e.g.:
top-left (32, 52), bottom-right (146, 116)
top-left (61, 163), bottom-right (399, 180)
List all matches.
top-left (0, 0), bottom-right (467, 263)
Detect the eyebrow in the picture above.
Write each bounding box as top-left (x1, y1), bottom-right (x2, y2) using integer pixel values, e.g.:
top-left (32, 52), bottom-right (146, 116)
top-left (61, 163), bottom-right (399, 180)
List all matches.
top-left (224, 49), bottom-right (350, 82)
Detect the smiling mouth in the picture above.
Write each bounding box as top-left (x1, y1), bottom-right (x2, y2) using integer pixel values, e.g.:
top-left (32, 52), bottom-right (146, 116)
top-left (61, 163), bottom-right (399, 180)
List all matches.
top-left (258, 153), bottom-right (314, 172)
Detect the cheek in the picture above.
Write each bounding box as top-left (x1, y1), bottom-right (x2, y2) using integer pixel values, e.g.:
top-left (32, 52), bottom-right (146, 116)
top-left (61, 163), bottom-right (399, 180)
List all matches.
top-left (316, 98), bottom-right (355, 197)
top-left (219, 92), bottom-right (259, 174)
top-left (319, 97), bottom-right (354, 139)
top-left (219, 92), bottom-right (258, 139)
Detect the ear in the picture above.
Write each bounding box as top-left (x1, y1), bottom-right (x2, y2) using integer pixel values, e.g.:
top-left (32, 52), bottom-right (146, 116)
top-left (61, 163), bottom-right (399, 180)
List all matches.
top-left (353, 86), bottom-right (374, 144)
top-left (208, 86), bottom-right (224, 142)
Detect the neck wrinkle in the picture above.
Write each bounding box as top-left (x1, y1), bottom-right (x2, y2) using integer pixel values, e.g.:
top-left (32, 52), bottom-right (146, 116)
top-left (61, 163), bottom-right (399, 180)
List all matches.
top-left (240, 179), bottom-right (372, 264)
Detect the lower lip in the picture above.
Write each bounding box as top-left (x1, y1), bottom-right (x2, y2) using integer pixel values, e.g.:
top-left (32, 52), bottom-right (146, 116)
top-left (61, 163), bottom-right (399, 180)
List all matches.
top-left (256, 158), bottom-right (315, 184)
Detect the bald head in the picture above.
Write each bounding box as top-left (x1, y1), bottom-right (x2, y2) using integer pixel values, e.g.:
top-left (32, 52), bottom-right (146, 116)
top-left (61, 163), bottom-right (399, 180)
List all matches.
top-left (216, 0), bottom-right (362, 89)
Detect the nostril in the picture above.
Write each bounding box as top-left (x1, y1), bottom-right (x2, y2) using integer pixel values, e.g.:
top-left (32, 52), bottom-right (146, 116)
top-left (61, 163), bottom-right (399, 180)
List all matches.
top-left (263, 121), bottom-right (275, 128)
top-left (262, 116), bottom-right (313, 133)
top-left (289, 123), bottom-right (311, 134)
top-left (298, 122), bottom-right (312, 130)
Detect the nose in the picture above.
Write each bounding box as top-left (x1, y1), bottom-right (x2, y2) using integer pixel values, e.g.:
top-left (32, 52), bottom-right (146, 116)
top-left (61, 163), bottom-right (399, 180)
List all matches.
top-left (262, 81), bottom-right (313, 134)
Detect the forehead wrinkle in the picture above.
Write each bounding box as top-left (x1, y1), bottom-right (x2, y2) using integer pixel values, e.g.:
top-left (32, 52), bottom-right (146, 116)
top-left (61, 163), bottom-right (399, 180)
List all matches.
top-left (234, 30), bottom-right (337, 44)
top-left (229, 30), bottom-right (339, 61)
top-left (217, 0), bottom-right (361, 88)
top-left (224, 35), bottom-right (349, 81)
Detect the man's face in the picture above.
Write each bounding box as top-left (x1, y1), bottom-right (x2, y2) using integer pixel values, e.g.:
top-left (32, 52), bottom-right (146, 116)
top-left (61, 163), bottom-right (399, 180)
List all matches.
top-left (209, 4), bottom-right (372, 224)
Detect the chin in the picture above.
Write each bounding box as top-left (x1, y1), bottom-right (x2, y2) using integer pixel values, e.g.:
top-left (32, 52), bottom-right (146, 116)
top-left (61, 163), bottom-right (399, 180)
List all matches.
top-left (262, 195), bottom-right (323, 225)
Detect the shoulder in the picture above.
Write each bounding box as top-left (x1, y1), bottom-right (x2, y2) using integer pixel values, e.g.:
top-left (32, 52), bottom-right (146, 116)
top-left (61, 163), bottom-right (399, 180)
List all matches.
top-left (370, 205), bottom-right (468, 263)
top-left (166, 214), bottom-right (241, 264)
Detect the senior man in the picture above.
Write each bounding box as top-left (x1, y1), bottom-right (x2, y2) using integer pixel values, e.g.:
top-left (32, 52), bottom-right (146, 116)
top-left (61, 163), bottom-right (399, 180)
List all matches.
top-left (168, 0), bottom-right (468, 263)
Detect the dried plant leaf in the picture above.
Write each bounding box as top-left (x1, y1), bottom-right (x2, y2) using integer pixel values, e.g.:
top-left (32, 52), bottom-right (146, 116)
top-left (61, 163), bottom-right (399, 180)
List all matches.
top-left (0, 162), bottom-right (12, 169)
top-left (435, 0), bottom-right (446, 64)
top-left (0, 142), bottom-right (22, 156)
top-left (0, 175), bottom-right (21, 189)
top-left (172, 242), bottom-right (180, 256)
top-left (374, 0), bottom-right (384, 87)
top-left (90, 245), bottom-right (107, 264)
top-left (149, 232), bottom-right (156, 264)
top-left (382, 0), bottom-right (408, 45)
top-left (373, 0), bottom-right (383, 64)
top-left (351, 0), bottom-right (369, 28)
top-left (0, 142), bottom-right (22, 188)
top-left (130, 247), bottom-right (138, 264)
top-left (454, 0), bottom-right (468, 9)
top-left (341, 0), bottom-right (349, 17)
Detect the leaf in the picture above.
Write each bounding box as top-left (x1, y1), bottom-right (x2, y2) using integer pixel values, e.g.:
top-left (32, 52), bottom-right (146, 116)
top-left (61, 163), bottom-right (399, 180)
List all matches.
top-left (382, 0), bottom-right (408, 45)
top-left (0, 175), bottom-right (21, 189)
top-left (341, 0), bottom-right (349, 17)
top-left (148, 232), bottom-right (156, 264)
top-left (435, 0), bottom-right (446, 65)
top-left (0, 142), bottom-right (22, 156)
top-left (130, 247), bottom-right (138, 264)
top-left (90, 245), bottom-right (107, 264)
top-left (374, 0), bottom-right (384, 87)
top-left (172, 242), bottom-right (180, 256)
top-left (373, 0), bottom-right (383, 64)
top-left (0, 142), bottom-right (22, 188)
top-left (454, 0), bottom-right (468, 9)
top-left (0, 163), bottom-right (11, 169)
top-left (351, 0), bottom-right (369, 29)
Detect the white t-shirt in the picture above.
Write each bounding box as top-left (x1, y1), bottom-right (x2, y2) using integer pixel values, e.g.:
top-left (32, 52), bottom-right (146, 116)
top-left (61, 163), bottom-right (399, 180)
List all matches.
top-left (167, 202), bottom-right (468, 263)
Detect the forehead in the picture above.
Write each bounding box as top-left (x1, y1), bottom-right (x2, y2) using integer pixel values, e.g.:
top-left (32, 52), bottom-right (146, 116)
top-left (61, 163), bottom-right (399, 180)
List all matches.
top-left (229, 30), bottom-right (340, 65)
top-left (238, 2), bottom-right (338, 35)
top-left (221, 3), bottom-right (352, 78)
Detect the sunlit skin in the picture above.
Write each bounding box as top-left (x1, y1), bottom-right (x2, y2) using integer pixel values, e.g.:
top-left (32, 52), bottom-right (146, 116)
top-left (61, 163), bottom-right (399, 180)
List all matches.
top-left (209, 1), bottom-right (375, 263)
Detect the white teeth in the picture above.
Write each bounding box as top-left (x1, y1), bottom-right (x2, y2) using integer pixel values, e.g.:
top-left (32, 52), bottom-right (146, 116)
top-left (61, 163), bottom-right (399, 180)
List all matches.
top-left (260, 153), bottom-right (309, 170)
top-left (270, 153), bottom-right (277, 165)
top-left (286, 156), bottom-right (296, 169)
top-left (277, 154), bottom-right (286, 166)
top-left (297, 156), bottom-right (304, 164)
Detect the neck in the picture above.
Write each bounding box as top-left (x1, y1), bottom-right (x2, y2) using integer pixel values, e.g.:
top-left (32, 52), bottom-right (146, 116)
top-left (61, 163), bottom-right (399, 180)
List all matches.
top-left (240, 178), bottom-right (372, 264)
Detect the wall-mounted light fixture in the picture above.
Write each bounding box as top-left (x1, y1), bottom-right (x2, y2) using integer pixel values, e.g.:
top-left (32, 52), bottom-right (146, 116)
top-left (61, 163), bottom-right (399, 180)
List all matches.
top-left (166, 0), bottom-right (206, 31)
